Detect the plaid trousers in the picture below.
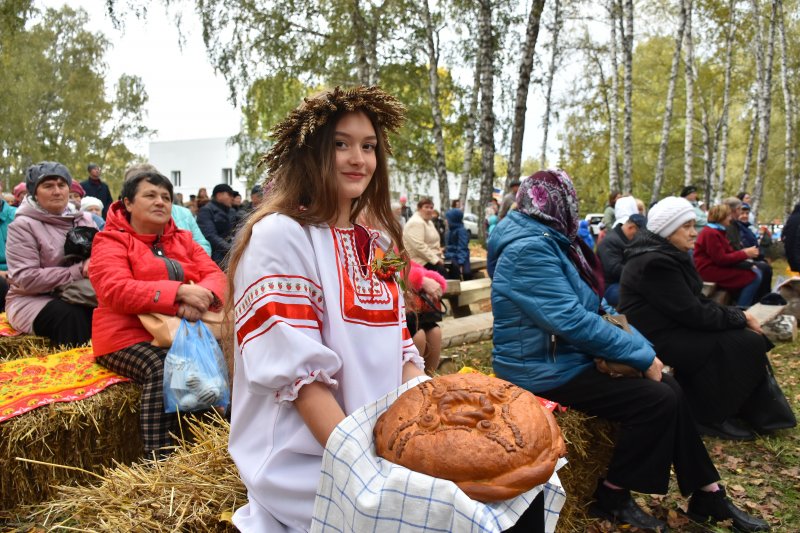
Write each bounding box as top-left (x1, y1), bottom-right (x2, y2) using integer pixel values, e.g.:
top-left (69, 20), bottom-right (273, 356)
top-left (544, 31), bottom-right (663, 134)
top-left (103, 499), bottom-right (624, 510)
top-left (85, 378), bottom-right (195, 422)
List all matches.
top-left (96, 342), bottom-right (175, 454)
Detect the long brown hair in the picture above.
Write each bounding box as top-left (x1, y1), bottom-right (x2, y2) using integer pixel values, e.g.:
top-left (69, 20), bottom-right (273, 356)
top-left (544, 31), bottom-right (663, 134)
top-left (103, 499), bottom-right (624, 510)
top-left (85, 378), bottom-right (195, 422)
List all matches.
top-left (223, 98), bottom-right (406, 364)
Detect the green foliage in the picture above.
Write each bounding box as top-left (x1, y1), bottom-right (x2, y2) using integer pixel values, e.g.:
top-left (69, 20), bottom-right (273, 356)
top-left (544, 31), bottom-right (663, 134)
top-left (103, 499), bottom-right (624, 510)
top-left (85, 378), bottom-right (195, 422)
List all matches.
top-left (0, 5), bottom-right (151, 195)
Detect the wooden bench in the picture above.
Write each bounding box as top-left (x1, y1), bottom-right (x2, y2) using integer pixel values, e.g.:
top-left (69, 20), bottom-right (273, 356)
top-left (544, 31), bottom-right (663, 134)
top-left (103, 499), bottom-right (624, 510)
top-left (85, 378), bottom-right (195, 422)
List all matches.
top-left (444, 278), bottom-right (492, 317)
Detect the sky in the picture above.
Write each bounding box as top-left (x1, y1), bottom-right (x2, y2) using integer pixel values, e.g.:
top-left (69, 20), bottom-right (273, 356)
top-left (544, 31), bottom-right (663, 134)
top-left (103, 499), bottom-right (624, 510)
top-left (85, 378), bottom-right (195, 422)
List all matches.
top-left (43, 0), bottom-right (562, 164)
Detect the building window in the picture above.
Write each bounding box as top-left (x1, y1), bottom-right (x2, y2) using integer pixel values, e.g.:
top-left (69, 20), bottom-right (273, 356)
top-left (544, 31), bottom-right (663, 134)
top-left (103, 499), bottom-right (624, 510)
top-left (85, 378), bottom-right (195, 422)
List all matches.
top-left (171, 171), bottom-right (181, 187)
top-left (222, 168), bottom-right (233, 185)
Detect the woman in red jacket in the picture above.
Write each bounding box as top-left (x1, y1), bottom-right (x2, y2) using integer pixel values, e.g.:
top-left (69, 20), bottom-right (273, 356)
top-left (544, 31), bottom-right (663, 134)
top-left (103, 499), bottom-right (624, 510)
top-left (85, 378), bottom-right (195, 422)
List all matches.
top-left (89, 170), bottom-right (226, 457)
top-left (694, 204), bottom-right (762, 307)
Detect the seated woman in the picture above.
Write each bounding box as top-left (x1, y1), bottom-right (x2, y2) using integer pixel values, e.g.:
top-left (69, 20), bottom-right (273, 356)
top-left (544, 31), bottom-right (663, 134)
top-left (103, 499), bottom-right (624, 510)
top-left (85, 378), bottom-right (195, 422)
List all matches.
top-left (89, 170), bottom-right (226, 457)
top-left (6, 162), bottom-right (98, 347)
top-left (407, 260), bottom-right (446, 374)
top-left (694, 204), bottom-right (761, 307)
top-left (403, 197), bottom-right (445, 277)
top-left (619, 196), bottom-right (782, 441)
top-left (489, 170), bottom-right (768, 532)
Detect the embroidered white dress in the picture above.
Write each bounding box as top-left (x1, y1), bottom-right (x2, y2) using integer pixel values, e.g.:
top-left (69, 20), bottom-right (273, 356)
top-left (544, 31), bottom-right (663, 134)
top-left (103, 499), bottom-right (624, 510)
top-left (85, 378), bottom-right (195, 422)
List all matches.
top-left (229, 214), bottom-right (423, 532)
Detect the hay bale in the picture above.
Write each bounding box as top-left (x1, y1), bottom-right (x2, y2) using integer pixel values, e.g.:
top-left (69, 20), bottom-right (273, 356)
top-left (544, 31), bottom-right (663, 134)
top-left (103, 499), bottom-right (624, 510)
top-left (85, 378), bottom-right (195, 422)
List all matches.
top-left (554, 410), bottom-right (617, 533)
top-left (0, 335), bottom-right (51, 361)
top-left (26, 415), bottom-right (245, 532)
top-left (0, 381), bottom-right (142, 511)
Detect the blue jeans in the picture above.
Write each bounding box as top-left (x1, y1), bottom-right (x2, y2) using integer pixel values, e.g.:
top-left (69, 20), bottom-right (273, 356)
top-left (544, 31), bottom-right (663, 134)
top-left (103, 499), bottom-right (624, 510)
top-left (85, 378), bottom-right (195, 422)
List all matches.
top-left (737, 267), bottom-right (763, 307)
top-left (605, 283), bottom-right (620, 307)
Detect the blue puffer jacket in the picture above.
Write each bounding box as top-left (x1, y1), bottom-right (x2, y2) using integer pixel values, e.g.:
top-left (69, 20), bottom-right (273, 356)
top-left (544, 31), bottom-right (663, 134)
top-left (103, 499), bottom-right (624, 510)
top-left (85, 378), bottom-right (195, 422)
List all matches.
top-left (488, 211), bottom-right (655, 393)
top-left (0, 199), bottom-right (17, 271)
top-left (445, 208), bottom-right (470, 266)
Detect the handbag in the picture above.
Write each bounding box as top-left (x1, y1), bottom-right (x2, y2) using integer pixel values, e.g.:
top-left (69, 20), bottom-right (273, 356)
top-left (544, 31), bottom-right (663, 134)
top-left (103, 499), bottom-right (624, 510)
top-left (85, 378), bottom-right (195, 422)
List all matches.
top-left (139, 310), bottom-right (225, 348)
top-left (594, 313), bottom-right (643, 378)
top-left (738, 359), bottom-right (797, 433)
top-left (53, 278), bottom-right (97, 307)
top-left (414, 290), bottom-right (448, 322)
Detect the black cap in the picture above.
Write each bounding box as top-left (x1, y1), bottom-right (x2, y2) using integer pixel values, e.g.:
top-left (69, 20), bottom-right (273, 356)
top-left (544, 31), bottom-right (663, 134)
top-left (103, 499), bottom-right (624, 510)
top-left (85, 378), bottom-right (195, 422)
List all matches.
top-left (212, 183), bottom-right (235, 196)
top-left (509, 180), bottom-right (521, 187)
top-left (87, 163), bottom-right (99, 171)
top-left (741, 202), bottom-right (751, 210)
top-left (629, 214), bottom-right (646, 228)
top-left (251, 184), bottom-right (264, 196)
top-left (680, 185), bottom-right (697, 198)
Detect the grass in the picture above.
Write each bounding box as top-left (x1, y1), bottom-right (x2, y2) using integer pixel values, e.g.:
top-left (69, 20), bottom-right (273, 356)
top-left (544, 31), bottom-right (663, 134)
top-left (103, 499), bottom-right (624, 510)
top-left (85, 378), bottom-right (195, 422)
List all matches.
top-left (440, 334), bottom-right (800, 532)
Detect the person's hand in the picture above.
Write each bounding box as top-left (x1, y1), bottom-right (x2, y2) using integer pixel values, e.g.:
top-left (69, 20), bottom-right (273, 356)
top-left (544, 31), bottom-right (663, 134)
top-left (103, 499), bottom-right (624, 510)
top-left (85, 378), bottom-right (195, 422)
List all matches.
top-left (177, 303), bottom-right (203, 322)
top-left (644, 356), bottom-right (664, 382)
top-left (0, 270), bottom-right (8, 279)
top-left (82, 259), bottom-right (90, 278)
top-left (421, 277), bottom-right (442, 299)
top-left (176, 284), bottom-right (214, 312)
top-left (744, 246), bottom-right (759, 259)
top-left (743, 311), bottom-right (764, 334)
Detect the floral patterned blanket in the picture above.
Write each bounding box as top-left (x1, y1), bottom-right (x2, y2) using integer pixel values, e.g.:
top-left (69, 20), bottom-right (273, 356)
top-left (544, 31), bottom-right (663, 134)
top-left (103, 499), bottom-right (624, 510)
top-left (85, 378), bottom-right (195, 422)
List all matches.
top-left (0, 347), bottom-right (130, 423)
top-left (0, 312), bottom-right (21, 337)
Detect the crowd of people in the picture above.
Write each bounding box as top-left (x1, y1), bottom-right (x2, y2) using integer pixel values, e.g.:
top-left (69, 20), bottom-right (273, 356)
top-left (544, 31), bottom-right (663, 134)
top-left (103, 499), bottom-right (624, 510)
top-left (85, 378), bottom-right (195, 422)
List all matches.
top-left (4, 85), bottom-right (798, 532)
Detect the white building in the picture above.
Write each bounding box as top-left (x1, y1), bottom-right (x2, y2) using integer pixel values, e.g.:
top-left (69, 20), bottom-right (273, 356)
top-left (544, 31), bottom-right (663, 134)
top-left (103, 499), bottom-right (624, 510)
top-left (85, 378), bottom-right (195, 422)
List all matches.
top-left (149, 137), bottom-right (248, 199)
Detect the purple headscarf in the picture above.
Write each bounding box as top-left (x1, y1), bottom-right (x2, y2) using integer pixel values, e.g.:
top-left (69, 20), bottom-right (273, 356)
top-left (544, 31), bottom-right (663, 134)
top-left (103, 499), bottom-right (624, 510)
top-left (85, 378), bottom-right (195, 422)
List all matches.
top-left (516, 169), bottom-right (605, 299)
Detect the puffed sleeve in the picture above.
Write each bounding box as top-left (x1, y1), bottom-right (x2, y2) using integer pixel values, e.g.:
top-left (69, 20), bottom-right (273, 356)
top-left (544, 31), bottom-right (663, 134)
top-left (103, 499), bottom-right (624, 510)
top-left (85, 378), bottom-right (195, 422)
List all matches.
top-left (233, 214), bottom-right (341, 402)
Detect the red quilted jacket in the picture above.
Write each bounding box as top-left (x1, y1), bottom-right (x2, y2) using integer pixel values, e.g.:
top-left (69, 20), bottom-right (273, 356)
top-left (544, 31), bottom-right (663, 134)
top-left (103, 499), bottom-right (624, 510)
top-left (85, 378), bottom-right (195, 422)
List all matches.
top-left (693, 226), bottom-right (755, 291)
top-left (89, 202), bottom-right (227, 356)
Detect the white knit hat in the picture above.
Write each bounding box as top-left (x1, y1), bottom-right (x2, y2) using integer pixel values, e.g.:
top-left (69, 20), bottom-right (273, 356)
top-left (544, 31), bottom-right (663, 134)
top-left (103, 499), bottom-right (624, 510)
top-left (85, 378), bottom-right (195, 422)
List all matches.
top-left (613, 196), bottom-right (639, 227)
top-left (647, 196), bottom-right (696, 238)
top-left (80, 196), bottom-right (103, 212)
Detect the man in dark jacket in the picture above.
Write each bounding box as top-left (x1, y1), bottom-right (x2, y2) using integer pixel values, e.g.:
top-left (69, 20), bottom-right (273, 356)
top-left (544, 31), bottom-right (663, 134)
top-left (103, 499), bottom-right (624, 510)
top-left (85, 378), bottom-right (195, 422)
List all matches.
top-left (784, 203), bottom-right (800, 272)
top-left (597, 197), bottom-right (645, 307)
top-left (197, 183), bottom-right (235, 266)
top-left (725, 198), bottom-right (772, 301)
top-left (80, 163), bottom-right (113, 218)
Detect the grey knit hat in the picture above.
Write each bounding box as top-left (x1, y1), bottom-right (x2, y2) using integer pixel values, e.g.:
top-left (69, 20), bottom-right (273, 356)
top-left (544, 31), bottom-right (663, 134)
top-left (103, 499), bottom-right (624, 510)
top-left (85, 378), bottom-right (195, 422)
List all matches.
top-left (26, 161), bottom-right (73, 197)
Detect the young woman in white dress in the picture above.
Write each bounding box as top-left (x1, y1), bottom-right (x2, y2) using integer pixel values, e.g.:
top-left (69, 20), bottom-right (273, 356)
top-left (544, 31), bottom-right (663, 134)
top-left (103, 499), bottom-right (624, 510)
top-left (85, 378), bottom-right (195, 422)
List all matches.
top-left (226, 87), bottom-right (425, 532)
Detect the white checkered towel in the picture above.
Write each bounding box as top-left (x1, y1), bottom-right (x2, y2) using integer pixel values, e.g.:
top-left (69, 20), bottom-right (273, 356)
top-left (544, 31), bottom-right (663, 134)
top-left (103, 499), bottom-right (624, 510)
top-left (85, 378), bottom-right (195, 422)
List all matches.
top-left (311, 376), bottom-right (567, 532)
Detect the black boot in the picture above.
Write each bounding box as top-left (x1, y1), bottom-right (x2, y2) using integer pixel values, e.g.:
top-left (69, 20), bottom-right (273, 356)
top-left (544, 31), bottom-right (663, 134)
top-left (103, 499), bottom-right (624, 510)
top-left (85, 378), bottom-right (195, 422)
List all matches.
top-left (589, 480), bottom-right (668, 532)
top-left (687, 486), bottom-right (770, 531)
top-left (695, 419), bottom-right (755, 441)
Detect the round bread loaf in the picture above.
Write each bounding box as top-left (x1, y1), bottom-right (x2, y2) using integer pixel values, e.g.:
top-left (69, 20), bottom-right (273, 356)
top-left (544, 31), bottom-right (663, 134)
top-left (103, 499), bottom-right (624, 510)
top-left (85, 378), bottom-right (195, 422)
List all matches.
top-left (374, 373), bottom-right (566, 502)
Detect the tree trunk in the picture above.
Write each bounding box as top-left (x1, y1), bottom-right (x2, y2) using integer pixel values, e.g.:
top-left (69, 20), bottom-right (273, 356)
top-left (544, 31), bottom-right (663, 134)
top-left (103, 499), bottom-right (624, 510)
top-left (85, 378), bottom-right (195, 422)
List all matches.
top-left (422, 0), bottom-right (450, 210)
top-left (608, 0), bottom-right (620, 193)
top-left (540, 0), bottom-right (560, 169)
top-left (508, 0), bottom-right (547, 184)
top-left (351, 0), bottom-right (372, 84)
top-left (683, 0), bottom-right (695, 187)
top-left (751, 0), bottom-right (777, 219)
top-left (714, 0), bottom-right (736, 204)
top-left (620, 0), bottom-right (634, 193)
top-left (777, 0), bottom-right (796, 217)
top-left (740, 103), bottom-right (758, 194)
top-left (477, 0), bottom-right (496, 243)
top-left (699, 100), bottom-right (715, 202)
top-left (651, 0), bottom-right (687, 204)
top-left (459, 53), bottom-right (482, 209)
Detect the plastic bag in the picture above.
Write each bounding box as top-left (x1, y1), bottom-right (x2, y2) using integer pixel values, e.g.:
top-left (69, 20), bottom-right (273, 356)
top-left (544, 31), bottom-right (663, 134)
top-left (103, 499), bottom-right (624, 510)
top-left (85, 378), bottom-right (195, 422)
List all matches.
top-left (64, 225), bottom-right (98, 261)
top-left (163, 319), bottom-right (230, 413)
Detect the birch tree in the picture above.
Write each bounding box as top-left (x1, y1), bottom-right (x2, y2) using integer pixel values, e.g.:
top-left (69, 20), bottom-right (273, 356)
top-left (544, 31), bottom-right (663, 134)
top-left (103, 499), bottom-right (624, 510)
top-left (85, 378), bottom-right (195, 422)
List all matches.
top-left (540, 0), bottom-right (561, 168)
top-left (608, 0), bottom-right (621, 193)
top-left (507, 0), bottom-right (546, 185)
top-left (751, 0), bottom-right (778, 219)
top-left (651, 0), bottom-right (687, 204)
top-left (459, 54), bottom-right (481, 209)
top-left (683, 0), bottom-right (695, 187)
top-left (776, 0), bottom-right (796, 216)
top-left (714, 0), bottom-right (736, 204)
top-left (739, 104), bottom-right (758, 194)
top-left (421, 0), bottom-right (449, 209)
top-left (477, 0), bottom-right (496, 242)
top-left (620, 0), bottom-right (634, 193)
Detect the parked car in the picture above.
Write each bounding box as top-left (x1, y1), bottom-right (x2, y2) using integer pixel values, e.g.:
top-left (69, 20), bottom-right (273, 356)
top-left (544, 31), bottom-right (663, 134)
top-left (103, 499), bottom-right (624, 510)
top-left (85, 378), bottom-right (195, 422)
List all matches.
top-left (463, 213), bottom-right (479, 239)
top-left (584, 213), bottom-right (604, 237)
